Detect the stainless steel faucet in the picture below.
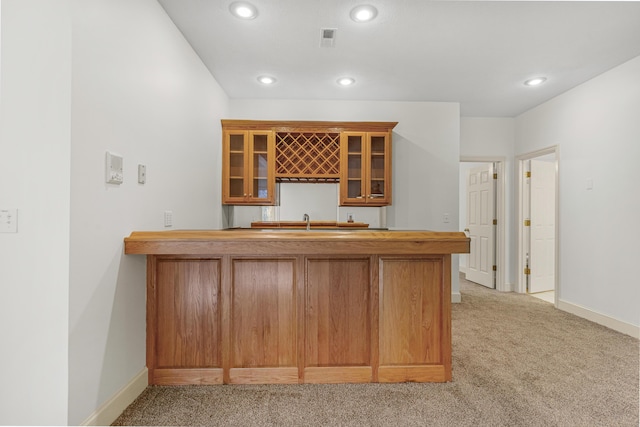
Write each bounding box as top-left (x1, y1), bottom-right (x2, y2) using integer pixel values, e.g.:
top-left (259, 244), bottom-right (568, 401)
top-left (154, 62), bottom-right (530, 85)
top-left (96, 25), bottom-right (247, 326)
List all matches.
top-left (303, 213), bottom-right (310, 230)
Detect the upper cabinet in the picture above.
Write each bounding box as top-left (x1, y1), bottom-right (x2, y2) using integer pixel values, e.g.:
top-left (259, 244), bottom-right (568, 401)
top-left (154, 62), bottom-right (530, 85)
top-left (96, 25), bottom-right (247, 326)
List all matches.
top-left (221, 120), bottom-right (396, 206)
top-left (222, 130), bottom-right (275, 205)
top-left (340, 132), bottom-right (391, 206)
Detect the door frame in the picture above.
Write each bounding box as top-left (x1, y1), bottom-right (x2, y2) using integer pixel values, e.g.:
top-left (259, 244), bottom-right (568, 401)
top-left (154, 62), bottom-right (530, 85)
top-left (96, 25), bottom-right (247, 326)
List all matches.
top-left (516, 146), bottom-right (560, 305)
top-left (460, 156), bottom-right (507, 292)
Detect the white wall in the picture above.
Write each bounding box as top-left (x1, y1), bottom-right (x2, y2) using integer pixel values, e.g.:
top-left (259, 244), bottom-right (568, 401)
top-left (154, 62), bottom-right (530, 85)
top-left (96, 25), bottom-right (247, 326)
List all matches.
top-left (229, 100), bottom-right (463, 297)
top-left (231, 184), bottom-right (386, 229)
top-left (0, 1), bottom-right (72, 424)
top-left (278, 183), bottom-right (338, 222)
top-left (68, 0), bottom-right (228, 424)
top-left (515, 55), bottom-right (640, 328)
top-left (459, 117), bottom-right (515, 287)
top-left (1, 0), bottom-right (228, 424)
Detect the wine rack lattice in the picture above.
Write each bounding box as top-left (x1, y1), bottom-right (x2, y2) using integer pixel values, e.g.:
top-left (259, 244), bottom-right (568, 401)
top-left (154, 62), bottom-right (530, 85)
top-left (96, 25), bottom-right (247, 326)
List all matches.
top-left (276, 132), bottom-right (340, 181)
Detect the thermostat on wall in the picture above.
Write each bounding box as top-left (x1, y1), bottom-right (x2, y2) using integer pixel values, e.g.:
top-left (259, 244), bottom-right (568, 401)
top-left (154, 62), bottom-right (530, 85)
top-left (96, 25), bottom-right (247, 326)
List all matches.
top-left (106, 151), bottom-right (123, 184)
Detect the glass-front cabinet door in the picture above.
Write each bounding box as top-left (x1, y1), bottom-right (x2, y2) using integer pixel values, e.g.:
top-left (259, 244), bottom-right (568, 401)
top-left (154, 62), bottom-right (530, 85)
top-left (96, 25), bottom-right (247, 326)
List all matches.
top-left (343, 133), bottom-right (365, 202)
top-left (367, 132), bottom-right (390, 205)
top-left (223, 130), bottom-right (275, 205)
top-left (248, 131), bottom-right (275, 204)
top-left (225, 131), bottom-right (246, 202)
top-left (340, 132), bottom-right (391, 206)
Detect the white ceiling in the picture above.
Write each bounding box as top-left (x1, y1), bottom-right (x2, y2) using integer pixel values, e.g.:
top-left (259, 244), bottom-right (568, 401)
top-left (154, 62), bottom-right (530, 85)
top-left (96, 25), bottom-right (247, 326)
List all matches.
top-left (157, 1), bottom-right (640, 117)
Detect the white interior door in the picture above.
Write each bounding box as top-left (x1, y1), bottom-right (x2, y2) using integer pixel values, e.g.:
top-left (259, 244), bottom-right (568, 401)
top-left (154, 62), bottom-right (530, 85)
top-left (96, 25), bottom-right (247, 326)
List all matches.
top-left (466, 164), bottom-right (495, 288)
top-left (529, 159), bottom-right (556, 293)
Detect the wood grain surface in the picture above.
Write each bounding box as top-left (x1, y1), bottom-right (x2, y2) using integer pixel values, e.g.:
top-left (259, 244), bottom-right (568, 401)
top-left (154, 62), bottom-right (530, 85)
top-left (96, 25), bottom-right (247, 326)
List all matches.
top-left (221, 120), bottom-right (398, 133)
top-left (155, 259), bottom-right (221, 368)
top-left (132, 230), bottom-right (467, 385)
top-left (305, 258), bottom-right (370, 367)
top-left (379, 257), bottom-right (442, 366)
top-left (125, 230), bottom-right (470, 256)
top-left (231, 259), bottom-right (297, 369)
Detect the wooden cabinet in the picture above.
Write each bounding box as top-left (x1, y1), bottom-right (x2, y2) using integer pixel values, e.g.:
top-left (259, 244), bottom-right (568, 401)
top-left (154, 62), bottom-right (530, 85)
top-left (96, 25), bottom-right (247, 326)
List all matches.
top-left (340, 132), bottom-right (391, 206)
top-left (228, 258), bottom-right (299, 384)
top-left (304, 257), bottom-right (374, 383)
top-left (221, 120), bottom-right (396, 206)
top-left (125, 230), bottom-right (470, 385)
top-left (152, 258), bottom-right (223, 385)
top-left (222, 130), bottom-right (275, 205)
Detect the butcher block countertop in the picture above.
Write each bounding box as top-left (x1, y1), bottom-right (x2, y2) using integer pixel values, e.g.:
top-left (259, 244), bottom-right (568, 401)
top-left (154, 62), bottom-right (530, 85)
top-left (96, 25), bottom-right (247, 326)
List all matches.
top-left (124, 229), bottom-right (470, 256)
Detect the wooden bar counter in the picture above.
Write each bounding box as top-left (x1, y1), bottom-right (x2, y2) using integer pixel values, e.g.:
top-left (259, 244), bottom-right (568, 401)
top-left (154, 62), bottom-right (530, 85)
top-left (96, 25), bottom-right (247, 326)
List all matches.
top-left (124, 229), bottom-right (469, 385)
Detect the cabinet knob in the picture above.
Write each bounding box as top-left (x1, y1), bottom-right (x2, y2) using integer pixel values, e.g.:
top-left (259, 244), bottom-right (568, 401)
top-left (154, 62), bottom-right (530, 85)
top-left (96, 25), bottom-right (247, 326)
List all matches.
top-left (244, 193), bottom-right (247, 197)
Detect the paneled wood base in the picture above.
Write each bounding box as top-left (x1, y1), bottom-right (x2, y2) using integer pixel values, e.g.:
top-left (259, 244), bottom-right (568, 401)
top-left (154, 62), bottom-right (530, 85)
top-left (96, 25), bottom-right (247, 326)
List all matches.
top-left (229, 368), bottom-right (299, 384)
top-left (153, 368), bottom-right (223, 385)
top-left (378, 366), bottom-right (448, 383)
top-left (304, 367), bottom-right (372, 383)
top-left (126, 230), bottom-right (469, 386)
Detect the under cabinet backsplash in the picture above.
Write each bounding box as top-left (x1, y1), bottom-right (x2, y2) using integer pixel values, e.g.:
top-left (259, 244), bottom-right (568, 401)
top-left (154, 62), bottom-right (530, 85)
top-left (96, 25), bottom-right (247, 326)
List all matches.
top-left (229, 183), bottom-right (385, 228)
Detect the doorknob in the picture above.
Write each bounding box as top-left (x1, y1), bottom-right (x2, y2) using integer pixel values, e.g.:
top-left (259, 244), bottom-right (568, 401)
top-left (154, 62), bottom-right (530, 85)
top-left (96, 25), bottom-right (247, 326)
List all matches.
top-left (464, 228), bottom-right (470, 232)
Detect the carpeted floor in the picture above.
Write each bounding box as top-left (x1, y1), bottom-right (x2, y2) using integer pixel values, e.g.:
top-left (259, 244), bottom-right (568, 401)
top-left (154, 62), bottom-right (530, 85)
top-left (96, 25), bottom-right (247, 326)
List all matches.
top-left (113, 279), bottom-right (639, 426)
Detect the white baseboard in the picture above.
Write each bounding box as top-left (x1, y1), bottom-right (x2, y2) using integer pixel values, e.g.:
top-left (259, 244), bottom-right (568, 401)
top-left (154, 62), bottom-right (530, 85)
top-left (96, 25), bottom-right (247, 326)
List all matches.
top-left (459, 266), bottom-right (468, 276)
top-left (558, 300), bottom-right (639, 339)
top-left (81, 368), bottom-right (148, 426)
top-left (452, 292), bottom-right (461, 303)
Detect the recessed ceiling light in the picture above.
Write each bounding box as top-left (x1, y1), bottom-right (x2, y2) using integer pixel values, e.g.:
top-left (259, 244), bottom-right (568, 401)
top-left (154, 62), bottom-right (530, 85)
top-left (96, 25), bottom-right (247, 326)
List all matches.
top-left (257, 75), bottom-right (276, 85)
top-left (350, 5), bottom-right (378, 23)
top-left (337, 77), bottom-right (356, 86)
top-left (229, 1), bottom-right (258, 20)
top-left (524, 77), bottom-right (547, 87)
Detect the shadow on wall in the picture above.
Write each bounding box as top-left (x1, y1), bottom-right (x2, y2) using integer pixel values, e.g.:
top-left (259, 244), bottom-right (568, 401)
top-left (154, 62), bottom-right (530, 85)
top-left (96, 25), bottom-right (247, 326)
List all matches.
top-left (68, 246), bottom-right (146, 424)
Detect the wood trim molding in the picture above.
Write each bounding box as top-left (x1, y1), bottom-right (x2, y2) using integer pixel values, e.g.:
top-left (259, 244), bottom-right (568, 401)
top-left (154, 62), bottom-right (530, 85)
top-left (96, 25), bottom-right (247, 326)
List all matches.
top-left (221, 119), bottom-right (398, 133)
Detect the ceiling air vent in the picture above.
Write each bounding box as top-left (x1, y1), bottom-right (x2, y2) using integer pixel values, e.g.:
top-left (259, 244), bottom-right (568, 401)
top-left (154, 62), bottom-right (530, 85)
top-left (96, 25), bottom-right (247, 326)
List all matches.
top-left (320, 28), bottom-right (337, 48)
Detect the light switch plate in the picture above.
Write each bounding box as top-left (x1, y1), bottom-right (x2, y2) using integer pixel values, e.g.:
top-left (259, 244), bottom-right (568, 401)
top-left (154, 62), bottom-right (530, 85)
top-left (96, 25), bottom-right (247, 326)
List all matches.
top-left (106, 151), bottom-right (123, 184)
top-left (0, 208), bottom-right (18, 233)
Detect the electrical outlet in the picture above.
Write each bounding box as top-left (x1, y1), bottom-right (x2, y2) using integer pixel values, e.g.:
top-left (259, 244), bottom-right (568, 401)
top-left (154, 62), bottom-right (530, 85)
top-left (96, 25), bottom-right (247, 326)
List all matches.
top-left (164, 211), bottom-right (173, 227)
top-left (443, 213), bottom-right (450, 223)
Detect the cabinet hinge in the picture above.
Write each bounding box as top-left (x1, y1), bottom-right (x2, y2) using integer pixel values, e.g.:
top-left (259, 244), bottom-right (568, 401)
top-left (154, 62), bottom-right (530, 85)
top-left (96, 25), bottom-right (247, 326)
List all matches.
top-left (492, 265), bottom-right (497, 271)
top-left (525, 171), bottom-right (531, 178)
top-left (493, 173), bottom-right (498, 179)
top-left (524, 219), bottom-right (531, 227)
top-left (493, 219), bottom-right (497, 225)
top-left (524, 267), bottom-right (531, 275)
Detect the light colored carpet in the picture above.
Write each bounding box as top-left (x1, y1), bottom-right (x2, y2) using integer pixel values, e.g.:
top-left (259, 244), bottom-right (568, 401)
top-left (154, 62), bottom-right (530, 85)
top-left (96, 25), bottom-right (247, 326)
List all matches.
top-left (113, 279), bottom-right (639, 426)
